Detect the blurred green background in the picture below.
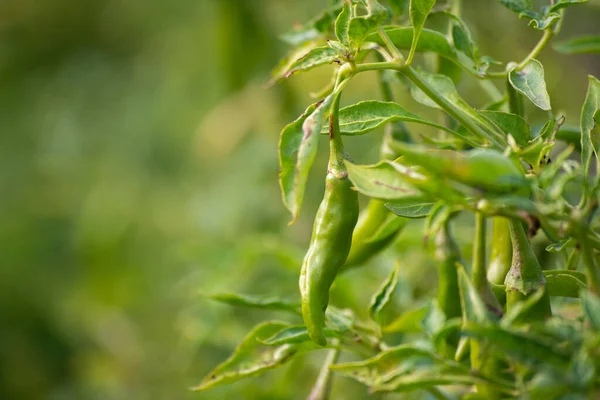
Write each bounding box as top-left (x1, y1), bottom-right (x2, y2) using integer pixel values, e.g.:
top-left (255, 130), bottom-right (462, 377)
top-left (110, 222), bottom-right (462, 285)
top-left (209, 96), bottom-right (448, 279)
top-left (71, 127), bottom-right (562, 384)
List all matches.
top-left (1, 1), bottom-right (599, 399)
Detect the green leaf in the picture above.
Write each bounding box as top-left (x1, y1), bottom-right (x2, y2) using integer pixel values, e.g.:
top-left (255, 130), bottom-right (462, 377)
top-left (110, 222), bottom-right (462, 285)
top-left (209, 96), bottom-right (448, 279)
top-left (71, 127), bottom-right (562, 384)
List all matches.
top-left (500, 0), bottom-right (533, 13)
top-left (335, 1), bottom-right (352, 46)
top-left (209, 293), bottom-right (300, 314)
top-left (463, 324), bottom-right (571, 368)
top-left (521, 11), bottom-right (561, 30)
top-left (581, 290), bottom-right (600, 330)
top-left (545, 238), bottom-right (572, 252)
top-left (348, 0), bottom-right (389, 48)
top-left (479, 110), bottom-right (531, 147)
top-left (554, 36), bottom-right (600, 54)
top-left (508, 59), bottom-right (552, 111)
top-left (283, 47), bottom-right (339, 79)
top-left (548, 0), bottom-right (588, 13)
top-left (373, 367), bottom-right (492, 392)
top-left (328, 100), bottom-right (466, 139)
top-left (192, 321), bottom-right (301, 391)
top-left (344, 159), bottom-right (426, 200)
top-left (369, 262), bottom-right (401, 323)
top-left (407, 0), bottom-right (437, 64)
top-left (269, 42), bottom-right (323, 84)
top-left (544, 273), bottom-right (587, 298)
top-left (457, 266), bottom-right (495, 324)
top-left (384, 304), bottom-right (429, 333)
top-left (330, 344), bottom-right (437, 387)
top-left (259, 325), bottom-right (339, 346)
top-left (408, 71), bottom-right (480, 127)
top-left (279, 96), bottom-right (333, 224)
top-left (390, 142), bottom-right (529, 194)
top-left (580, 75), bottom-right (600, 180)
top-left (385, 201), bottom-right (436, 219)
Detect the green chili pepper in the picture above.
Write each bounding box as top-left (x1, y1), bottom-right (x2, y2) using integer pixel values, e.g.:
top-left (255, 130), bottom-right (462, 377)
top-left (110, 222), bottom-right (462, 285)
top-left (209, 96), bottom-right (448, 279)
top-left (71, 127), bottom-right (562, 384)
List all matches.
top-left (487, 217), bottom-right (512, 305)
top-left (505, 220), bottom-right (552, 322)
top-left (435, 221), bottom-right (462, 321)
top-left (472, 213), bottom-right (503, 315)
top-left (389, 142), bottom-right (528, 194)
top-left (343, 198), bottom-right (406, 269)
top-left (300, 91), bottom-right (359, 346)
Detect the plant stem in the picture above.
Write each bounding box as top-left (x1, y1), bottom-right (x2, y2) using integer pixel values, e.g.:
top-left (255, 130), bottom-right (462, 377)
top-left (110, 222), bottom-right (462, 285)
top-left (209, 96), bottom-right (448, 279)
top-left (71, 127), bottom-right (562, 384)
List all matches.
top-left (377, 26), bottom-right (404, 62)
top-left (307, 347), bottom-right (340, 400)
top-left (328, 92), bottom-right (346, 174)
top-left (515, 29), bottom-right (553, 71)
top-left (401, 67), bottom-right (505, 148)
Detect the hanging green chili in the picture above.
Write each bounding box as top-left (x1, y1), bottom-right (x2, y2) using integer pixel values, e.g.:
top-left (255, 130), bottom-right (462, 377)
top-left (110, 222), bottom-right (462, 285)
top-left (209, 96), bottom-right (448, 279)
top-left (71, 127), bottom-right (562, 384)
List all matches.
top-left (487, 217), bottom-right (512, 305)
top-left (435, 220), bottom-right (462, 321)
top-left (472, 212), bottom-right (502, 315)
top-left (300, 90), bottom-right (359, 346)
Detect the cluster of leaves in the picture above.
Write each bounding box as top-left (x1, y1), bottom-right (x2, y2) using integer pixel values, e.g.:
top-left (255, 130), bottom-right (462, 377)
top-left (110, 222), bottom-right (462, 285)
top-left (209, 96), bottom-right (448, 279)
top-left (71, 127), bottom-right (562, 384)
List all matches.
top-left (198, 0), bottom-right (600, 398)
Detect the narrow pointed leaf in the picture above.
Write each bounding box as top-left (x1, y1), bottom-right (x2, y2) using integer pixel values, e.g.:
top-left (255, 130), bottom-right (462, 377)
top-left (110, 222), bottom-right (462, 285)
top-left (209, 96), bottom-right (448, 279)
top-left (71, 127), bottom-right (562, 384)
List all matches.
top-left (260, 325), bottom-right (339, 346)
top-left (384, 304), bottom-right (430, 333)
top-left (344, 159), bottom-right (426, 200)
top-left (192, 321), bottom-right (301, 391)
top-left (549, 0), bottom-right (588, 13)
top-left (335, 1), bottom-right (351, 46)
top-left (479, 110), bottom-right (531, 147)
top-left (544, 273), bottom-right (587, 297)
top-left (373, 367), bottom-right (492, 392)
top-left (209, 293), bottom-right (300, 314)
top-left (500, 0), bottom-right (533, 13)
top-left (279, 96), bottom-right (333, 223)
top-left (408, 0), bottom-right (437, 64)
top-left (348, 0), bottom-right (389, 47)
top-left (324, 100), bottom-right (464, 139)
top-left (463, 324), bottom-right (571, 368)
top-left (331, 344), bottom-right (437, 387)
top-left (508, 59), bottom-right (552, 111)
top-left (554, 36), bottom-right (600, 54)
top-left (283, 47), bottom-right (338, 79)
top-left (369, 262), bottom-right (401, 322)
top-left (385, 201), bottom-right (436, 219)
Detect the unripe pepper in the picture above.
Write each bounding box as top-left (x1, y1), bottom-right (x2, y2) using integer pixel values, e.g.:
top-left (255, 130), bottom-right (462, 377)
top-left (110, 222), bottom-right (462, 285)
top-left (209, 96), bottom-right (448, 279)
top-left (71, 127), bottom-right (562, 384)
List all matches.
top-left (435, 221), bottom-right (462, 321)
top-left (487, 217), bottom-right (512, 305)
top-left (505, 220), bottom-right (552, 321)
top-left (300, 91), bottom-right (359, 345)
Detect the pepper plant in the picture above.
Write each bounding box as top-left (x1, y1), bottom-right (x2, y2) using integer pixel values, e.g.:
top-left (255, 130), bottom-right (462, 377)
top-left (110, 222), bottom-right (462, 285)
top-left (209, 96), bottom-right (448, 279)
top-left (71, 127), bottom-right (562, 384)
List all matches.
top-left (197, 0), bottom-right (600, 398)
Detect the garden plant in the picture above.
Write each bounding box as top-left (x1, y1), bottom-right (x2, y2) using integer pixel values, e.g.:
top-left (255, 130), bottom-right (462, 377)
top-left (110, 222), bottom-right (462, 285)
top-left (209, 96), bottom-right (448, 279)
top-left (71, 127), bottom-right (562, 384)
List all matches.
top-left (196, 0), bottom-right (600, 398)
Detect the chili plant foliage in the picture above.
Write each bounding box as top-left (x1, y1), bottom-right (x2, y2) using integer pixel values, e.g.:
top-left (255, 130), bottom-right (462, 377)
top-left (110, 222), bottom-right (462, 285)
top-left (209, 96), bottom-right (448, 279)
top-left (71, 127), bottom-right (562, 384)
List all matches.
top-left (198, 1), bottom-right (600, 398)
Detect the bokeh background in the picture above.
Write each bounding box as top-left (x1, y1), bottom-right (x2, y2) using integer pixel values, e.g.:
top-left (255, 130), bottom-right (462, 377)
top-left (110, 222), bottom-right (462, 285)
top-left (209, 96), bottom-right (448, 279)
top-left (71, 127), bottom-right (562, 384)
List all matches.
top-left (1, 1), bottom-right (599, 399)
